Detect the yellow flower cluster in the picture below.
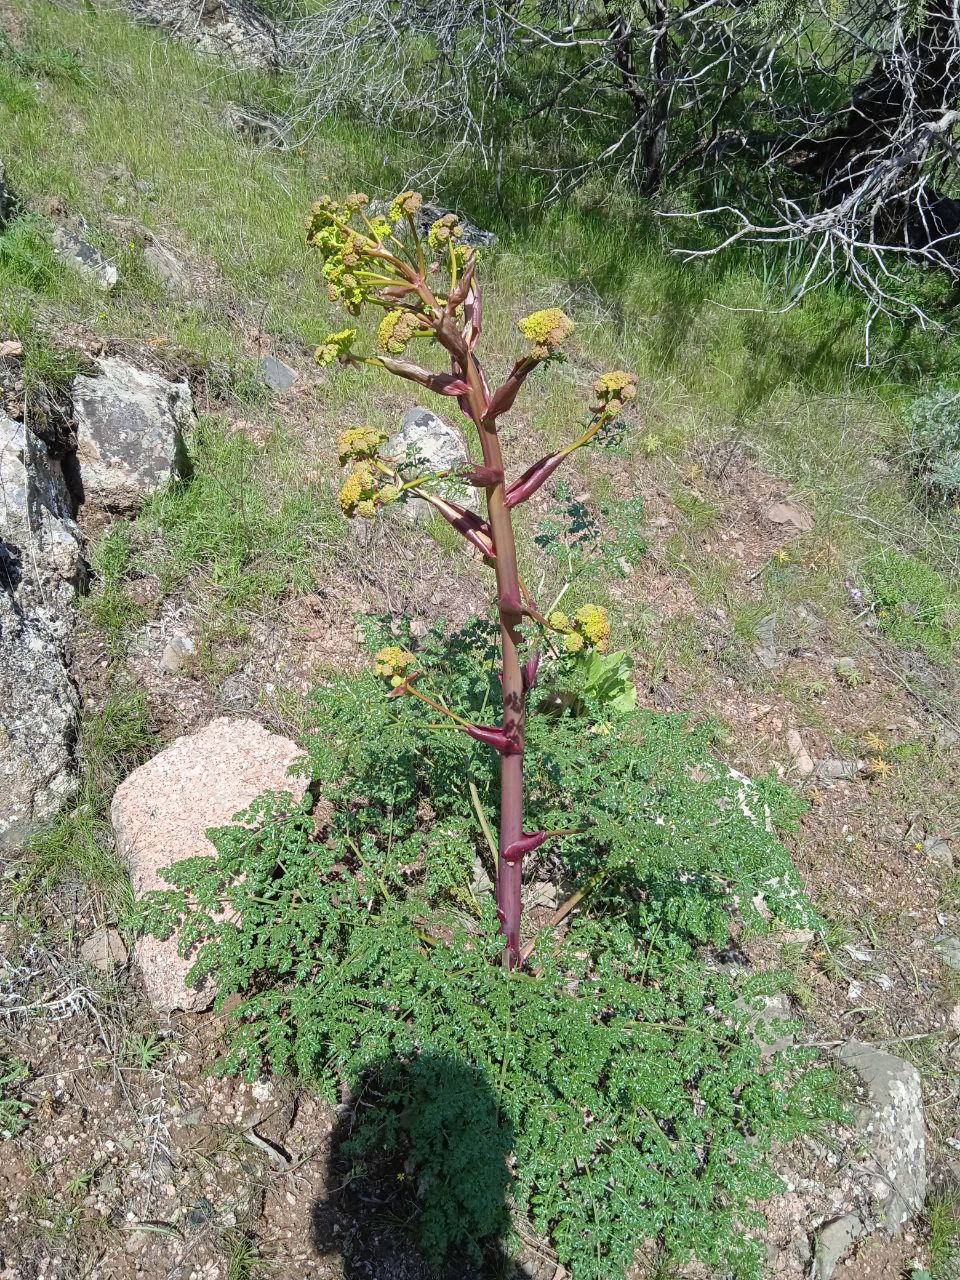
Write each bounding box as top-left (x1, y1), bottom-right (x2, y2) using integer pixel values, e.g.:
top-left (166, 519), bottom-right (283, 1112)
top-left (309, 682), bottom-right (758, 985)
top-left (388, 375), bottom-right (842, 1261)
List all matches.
top-left (593, 370), bottom-right (638, 411)
top-left (389, 191), bottom-right (423, 222)
top-left (374, 646), bottom-right (416, 686)
top-left (518, 308), bottom-right (574, 359)
top-left (338, 462), bottom-right (399, 519)
top-left (427, 214), bottom-right (463, 253)
top-left (548, 604), bottom-right (610, 654)
top-left (305, 197), bottom-right (380, 314)
top-left (377, 309), bottom-right (420, 354)
top-left (337, 427), bottom-right (386, 466)
top-left (315, 328), bottom-right (358, 368)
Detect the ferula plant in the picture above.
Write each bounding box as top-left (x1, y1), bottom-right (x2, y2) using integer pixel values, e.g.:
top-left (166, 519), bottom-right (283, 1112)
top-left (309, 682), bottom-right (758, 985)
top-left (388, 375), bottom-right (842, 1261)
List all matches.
top-left (308, 190), bottom-right (637, 967)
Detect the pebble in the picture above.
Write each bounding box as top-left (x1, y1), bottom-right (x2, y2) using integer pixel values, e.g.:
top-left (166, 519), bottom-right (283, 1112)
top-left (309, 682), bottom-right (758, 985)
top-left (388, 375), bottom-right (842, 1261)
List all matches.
top-left (786, 729), bottom-right (815, 777)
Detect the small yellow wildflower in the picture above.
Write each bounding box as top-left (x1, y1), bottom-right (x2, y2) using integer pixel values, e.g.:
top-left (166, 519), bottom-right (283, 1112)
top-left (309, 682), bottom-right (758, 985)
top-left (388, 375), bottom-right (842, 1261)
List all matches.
top-left (862, 732), bottom-right (887, 754)
top-left (593, 370), bottom-right (637, 411)
top-left (374, 646), bottom-right (416, 687)
top-left (315, 328), bottom-right (357, 368)
top-left (773, 548), bottom-right (791, 566)
top-left (575, 604), bottom-right (610, 652)
top-left (389, 190), bottom-right (423, 222)
top-left (564, 630), bottom-right (585, 654)
top-left (427, 214), bottom-right (463, 253)
top-left (337, 427), bottom-right (386, 466)
top-left (517, 308), bottom-right (574, 359)
top-left (548, 610), bottom-right (570, 632)
top-left (377, 309), bottom-right (421, 355)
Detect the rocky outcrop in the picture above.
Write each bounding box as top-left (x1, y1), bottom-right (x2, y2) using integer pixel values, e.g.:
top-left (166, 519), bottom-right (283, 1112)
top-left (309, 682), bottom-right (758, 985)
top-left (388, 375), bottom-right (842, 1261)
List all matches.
top-left (386, 407), bottom-right (478, 523)
top-left (125, 0), bottom-right (285, 70)
top-left (0, 411), bottom-right (83, 849)
top-left (112, 717), bottom-right (308, 1014)
top-left (71, 357), bottom-right (193, 511)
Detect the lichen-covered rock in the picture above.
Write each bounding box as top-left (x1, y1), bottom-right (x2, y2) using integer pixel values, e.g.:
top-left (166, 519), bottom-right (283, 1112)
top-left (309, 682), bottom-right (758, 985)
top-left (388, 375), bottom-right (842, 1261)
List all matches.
top-left (71, 357), bottom-right (193, 511)
top-left (386, 407), bottom-right (478, 524)
top-left (0, 410), bottom-right (83, 849)
top-left (111, 717), bottom-right (308, 1014)
top-left (836, 1040), bottom-right (926, 1233)
top-left (52, 225), bottom-right (118, 291)
top-left (125, 0), bottom-right (285, 69)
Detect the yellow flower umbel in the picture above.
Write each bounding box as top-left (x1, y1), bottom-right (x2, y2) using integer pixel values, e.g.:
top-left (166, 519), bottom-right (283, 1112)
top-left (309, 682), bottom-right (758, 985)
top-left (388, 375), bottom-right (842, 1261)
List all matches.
top-left (337, 427), bottom-right (387, 466)
top-left (378, 309), bottom-right (421, 355)
top-left (427, 214), bottom-right (463, 253)
top-left (593, 370), bottom-right (638, 412)
top-left (374, 646), bottom-right (416, 687)
top-left (518, 308), bottom-right (574, 359)
top-left (315, 328), bottom-right (358, 368)
top-left (549, 605), bottom-right (610, 654)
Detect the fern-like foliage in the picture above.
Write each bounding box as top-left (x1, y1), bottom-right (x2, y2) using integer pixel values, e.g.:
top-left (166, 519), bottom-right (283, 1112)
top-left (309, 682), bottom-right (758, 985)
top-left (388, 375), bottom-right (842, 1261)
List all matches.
top-left (137, 620), bottom-right (839, 1278)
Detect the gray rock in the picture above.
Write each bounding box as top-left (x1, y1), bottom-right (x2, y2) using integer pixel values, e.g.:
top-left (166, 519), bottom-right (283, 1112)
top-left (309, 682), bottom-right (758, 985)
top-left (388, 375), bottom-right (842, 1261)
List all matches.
top-left (923, 836), bottom-right (953, 869)
top-left (815, 758), bottom-right (861, 782)
top-left (933, 935), bottom-right (960, 971)
top-left (766, 499), bottom-right (813, 532)
top-left (814, 1213), bottom-right (867, 1280)
top-left (143, 238), bottom-right (190, 293)
top-left (754, 613), bottom-right (779, 669)
top-left (835, 656), bottom-right (858, 679)
top-left (0, 411), bottom-right (84, 848)
top-left (127, 0), bottom-right (285, 69)
top-left (385, 407), bottom-right (479, 524)
top-left (836, 1040), bottom-right (926, 1234)
top-left (52, 225), bottom-right (118, 291)
top-left (371, 200), bottom-right (498, 250)
top-left (0, 159), bottom-right (15, 226)
top-left (71, 357), bottom-right (193, 511)
top-left (260, 355), bottom-right (298, 393)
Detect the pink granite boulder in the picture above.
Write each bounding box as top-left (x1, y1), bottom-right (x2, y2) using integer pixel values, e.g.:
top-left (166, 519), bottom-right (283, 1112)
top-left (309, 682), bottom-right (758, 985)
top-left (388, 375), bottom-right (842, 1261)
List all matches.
top-left (112, 716), bottom-right (308, 1014)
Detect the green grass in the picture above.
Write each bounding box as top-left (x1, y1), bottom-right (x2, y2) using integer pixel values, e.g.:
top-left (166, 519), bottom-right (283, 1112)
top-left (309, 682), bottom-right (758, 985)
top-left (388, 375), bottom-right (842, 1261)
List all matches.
top-left (863, 549), bottom-right (959, 661)
top-left (18, 691), bottom-right (159, 913)
top-left (928, 1195), bottom-right (960, 1280)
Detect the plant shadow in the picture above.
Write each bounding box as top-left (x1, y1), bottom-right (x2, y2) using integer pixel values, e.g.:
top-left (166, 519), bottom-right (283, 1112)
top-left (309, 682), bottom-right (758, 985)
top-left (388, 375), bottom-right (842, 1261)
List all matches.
top-left (310, 1053), bottom-right (518, 1279)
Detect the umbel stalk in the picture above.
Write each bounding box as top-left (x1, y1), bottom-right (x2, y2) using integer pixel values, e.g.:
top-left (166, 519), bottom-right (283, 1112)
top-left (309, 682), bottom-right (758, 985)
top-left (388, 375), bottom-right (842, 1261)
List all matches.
top-left (307, 191), bottom-right (636, 966)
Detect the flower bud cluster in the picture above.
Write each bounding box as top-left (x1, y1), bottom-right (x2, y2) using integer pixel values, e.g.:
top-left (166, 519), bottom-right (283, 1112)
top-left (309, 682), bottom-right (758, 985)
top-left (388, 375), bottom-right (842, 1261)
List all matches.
top-left (315, 328), bottom-right (357, 368)
top-left (427, 214), bottom-right (463, 253)
top-left (377, 309), bottom-right (421, 354)
top-left (548, 604), bottom-right (610, 653)
top-left (337, 427), bottom-right (387, 466)
top-left (593, 370), bottom-right (638, 413)
top-left (374, 646), bottom-right (416, 686)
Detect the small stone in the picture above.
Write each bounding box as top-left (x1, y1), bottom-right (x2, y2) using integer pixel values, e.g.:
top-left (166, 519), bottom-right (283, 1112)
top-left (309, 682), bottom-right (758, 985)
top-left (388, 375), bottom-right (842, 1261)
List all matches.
top-left (260, 355), bottom-right (298, 393)
top-left (815, 758), bottom-right (860, 782)
top-left (786, 729), bottom-right (815, 777)
top-left (754, 613), bottom-right (779, 670)
top-left (765, 499), bottom-right (814, 532)
top-left (923, 836), bottom-right (953, 869)
top-left (949, 1005), bottom-right (960, 1035)
top-left (159, 634), bottom-right (195, 675)
top-left (80, 927), bottom-right (127, 971)
top-left (933, 935), bottom-right (960, 971)
top-left (52, 225), bottom-right (118, 290)
top-left (814, 1213), bottom-right (867, 1280)
top-left (834, 656), bottom-right (858, 678)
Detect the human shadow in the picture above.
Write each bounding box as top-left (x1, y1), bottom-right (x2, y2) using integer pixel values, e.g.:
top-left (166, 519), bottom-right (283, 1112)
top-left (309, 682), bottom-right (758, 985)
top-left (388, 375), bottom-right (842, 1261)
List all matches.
top-left (311, 1053), bottom-right (516, 1279)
